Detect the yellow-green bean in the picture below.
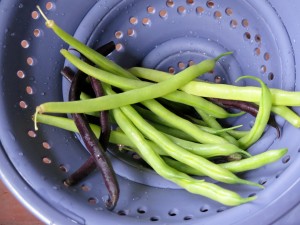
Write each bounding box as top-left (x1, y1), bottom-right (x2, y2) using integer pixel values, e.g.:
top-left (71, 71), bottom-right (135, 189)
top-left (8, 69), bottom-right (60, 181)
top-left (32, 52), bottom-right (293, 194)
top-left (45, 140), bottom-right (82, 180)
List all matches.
top-left (104, 86), bottom-right (262, 188)
top-left (164, 148), bottom-right (287, 176)
top-left (129, 66), bottom-right (300, 106)
top-left (237, 76), bottom-right (272, 149)
top-left (112, 101), bottom-right (256, 206)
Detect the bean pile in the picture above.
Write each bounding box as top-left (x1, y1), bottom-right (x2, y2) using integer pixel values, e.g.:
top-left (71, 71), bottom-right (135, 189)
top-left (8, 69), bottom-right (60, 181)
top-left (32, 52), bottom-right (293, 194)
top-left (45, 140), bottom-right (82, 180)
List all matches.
top-left (34, 6), bottom-right (297, 208)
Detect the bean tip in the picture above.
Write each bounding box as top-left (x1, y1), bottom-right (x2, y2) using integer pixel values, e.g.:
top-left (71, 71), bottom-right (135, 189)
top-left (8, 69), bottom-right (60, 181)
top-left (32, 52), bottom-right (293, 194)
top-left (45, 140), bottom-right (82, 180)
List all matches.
top-left (214, 51), bottom-right (233, 62)
top-left (104, 195), bottom-right (118, 211)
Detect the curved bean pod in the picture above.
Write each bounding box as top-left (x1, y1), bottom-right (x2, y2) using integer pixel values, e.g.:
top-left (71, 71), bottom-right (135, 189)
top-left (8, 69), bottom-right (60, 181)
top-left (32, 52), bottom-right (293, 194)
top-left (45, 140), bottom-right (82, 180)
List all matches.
top-left (237, 76), bottom-right (272, 149)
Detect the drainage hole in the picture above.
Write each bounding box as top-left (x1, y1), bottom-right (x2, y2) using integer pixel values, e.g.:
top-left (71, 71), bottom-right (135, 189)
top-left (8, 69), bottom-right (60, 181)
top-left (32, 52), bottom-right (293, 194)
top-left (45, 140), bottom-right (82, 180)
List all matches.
top-left (137, 206), bottom-right (147, 214)
top-left (196, 6), bottom-right (205, 14)
top-left (42, 157), bottom-right (52, 164)
top-left (45, 2), bottom-right (56, 11)
top-left (17, 70), bottom-right (25, 79)
top-left (230, 19), bottom-right (238, 29)
top-left (166, 0), bottom-right (175, 8)
top-left (214, 75), bottom-right (222, 83)
top-left (244, 32), bottom-right (251, 40)
top-left (117, 209), bottom-right (129, 216)
top-left (282, 155), bottom-right (291, 164)
top-left (206, 1), bottom-right (215, 8)
top-left (159, 10), bottom-right (168, 19)
top-left (214, 11), bottom-right (222, 19)
top-left (81, 184), bottom-right (91, 192)
top-left (216, 207), bottom-right (226, 213)
top-left (142, 18), bottom-right (151, 26)
top-left (129, 17), bottom-right (138, 25)
top-left (27, 57), bottom-right (36, 66)
top-left (42, 141), bottom-right (51, 149)
top-left (168, 208), bottom-right (179, 216)
top-left (258, 177), bottom-right (268, 185)
top-left (183, 215), bottom-right (193, 221)
top-left (242, 19), bottom-right (249, 27)
top-left (168, 66), bottom-right (176, 74)
top-left (268, 72), bottom-right (274, 81)
top-left (264, 52), bottom-right (270, 61)
top-left (248, 193), bottom-right (257, 197)
top-left (178, 61), bottom-right (186, 70)
top-left (255, 34), bottom-right (262, 43)
top-left (186, 0), bottom-right (194, 5)
top-left (19, 101), bottom-right (28, 109)
top-left (200, 205), bottom-right (209, 212)
top-left (115, 31), bottom-right (123, 39)
top-left (26, 86), bottom-right (34, 95)
top-left (150, 216), bottom-right (160, 222)
top-left (31, 11), bottom-right (40, 19)
top-left (177, 6), bottom-right (186, 15)
top-left (88, 197), bottom-right (98, 205)
top-left (33, 29), bottom-right (42, 37)
top-left (260, 65), bottom-right (267, 74)
top-left (115, 43), bottom-right (124, 52)
top-left (147, 6), bottom-right (156, 14)
top-left (21, 40), bottom-right (30, 48)
top-left (225, 8), bottom-right (233, 16)
top-left (28, 130), bottom-right (37, 138)
top-left (59, 164), bottom-right (68, 172)
top-left (254, 47), bottom-right (261, 56)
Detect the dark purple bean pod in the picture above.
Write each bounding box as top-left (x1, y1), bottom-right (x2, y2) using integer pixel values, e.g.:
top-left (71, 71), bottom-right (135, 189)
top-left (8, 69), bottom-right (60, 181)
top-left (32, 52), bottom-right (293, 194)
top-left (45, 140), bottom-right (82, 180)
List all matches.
top-left (64, 41), bottom-right (119, 209)
top-left (89, 77), bottom-right (111, 150)
top-left (63, 42), bottom-right (115, 188)
top-left (69, 67), bottom-right (119, 210)
top-left (208, 98), bottom-right (280, 138)
top-left (64, 157), bottom-right (96, 186)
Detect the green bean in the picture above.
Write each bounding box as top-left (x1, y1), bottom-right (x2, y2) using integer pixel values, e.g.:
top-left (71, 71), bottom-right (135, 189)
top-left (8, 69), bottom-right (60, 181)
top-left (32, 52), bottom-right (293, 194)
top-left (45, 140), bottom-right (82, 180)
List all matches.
top-left (164, 134), bottom-right (251, 158)
top-left (237, 76), bottom-right (272, 149)
top-left (37, 6), bottom-right (135, 80)
top-left (195, 108), bottom-right (239, 146)
top-left (135, 105), bottom-right (242, 135)
top-left (34, 51), bottom-right (218, 128)
top-left (141, 99), bottom-right (229, 144)
top-left (35, 114), bottom-right (169, 155)
top-left (271, 105), bottom-right (300, 128)
top-left (129, 66), bottom-right (300, 106)
top-left (36, 114), bottom-right (248, 159)
top-left (104, 86), bottom-right (262, 188)
top-left (227, 129), bottom-right (250, 139)
top-left (37, 7), bottom-right (240, 130)
top-left (61, 50), bottom-right (233, 119)
top-left (112, 102), bottom-right (256, 206)
top-left (164, 148), bottom-right (287, 176)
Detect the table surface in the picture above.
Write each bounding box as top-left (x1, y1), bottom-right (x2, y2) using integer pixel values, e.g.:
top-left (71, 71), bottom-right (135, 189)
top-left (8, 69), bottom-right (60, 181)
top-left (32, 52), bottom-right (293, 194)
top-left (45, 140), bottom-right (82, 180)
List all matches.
top-left (0, 180), bottom-right (43, 225)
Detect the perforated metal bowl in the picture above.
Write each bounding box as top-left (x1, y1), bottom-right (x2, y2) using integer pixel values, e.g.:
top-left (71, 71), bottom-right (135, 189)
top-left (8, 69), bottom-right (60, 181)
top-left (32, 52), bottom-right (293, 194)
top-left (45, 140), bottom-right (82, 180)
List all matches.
top-left (1, 0), bottom-right (300, 224)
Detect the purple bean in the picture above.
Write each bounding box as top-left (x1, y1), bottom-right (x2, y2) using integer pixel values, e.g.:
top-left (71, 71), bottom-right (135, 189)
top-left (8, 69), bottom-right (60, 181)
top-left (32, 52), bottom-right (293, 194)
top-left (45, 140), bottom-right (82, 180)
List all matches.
top-left (208, 98), bottom-right (280, 138)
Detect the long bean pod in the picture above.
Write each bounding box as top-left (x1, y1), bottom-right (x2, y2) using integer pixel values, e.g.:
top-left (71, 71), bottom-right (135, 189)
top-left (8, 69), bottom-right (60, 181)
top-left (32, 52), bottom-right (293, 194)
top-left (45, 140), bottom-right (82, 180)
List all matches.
top-left (64, 42), bottom-right (116, 186)
top-left (129, 67), bottom-right (300, 106)
top-left (164, 148), bottom-right (287, 176)
top-left (271, 105), bottom-right (300, 128)
top-left (104, 85), bottom-right (262, 187)
top-left (35, 114), bottom-right (250, 158)
top-left (60, 50), bottom-right (233, 119)
top-left (141, 99), bottom-right (229, 144)
top-left (112, 105), bottom-right (256, 206)
top-left (34, 50), bottom-right (219, 122)
top-left (195, 108), bottom-right (239, 146)
top-left (237, 76), bottom-right (272, 149)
